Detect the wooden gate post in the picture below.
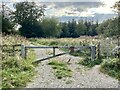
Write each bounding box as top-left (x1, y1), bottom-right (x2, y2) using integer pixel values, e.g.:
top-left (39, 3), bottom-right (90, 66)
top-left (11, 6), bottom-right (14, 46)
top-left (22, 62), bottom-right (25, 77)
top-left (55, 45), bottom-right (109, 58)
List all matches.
top-left (53, 47), bottom-right (55, 56)
top-left (12, 45), bottom-right (15, 56)
top-left (91, 46), bottom-right (96, 60)
top-left (70, 46), bottom-right (74, 53)
top-left (21, 44), bottom-right (26, 59)
top-left (96, 42), bottom-right (100, 59)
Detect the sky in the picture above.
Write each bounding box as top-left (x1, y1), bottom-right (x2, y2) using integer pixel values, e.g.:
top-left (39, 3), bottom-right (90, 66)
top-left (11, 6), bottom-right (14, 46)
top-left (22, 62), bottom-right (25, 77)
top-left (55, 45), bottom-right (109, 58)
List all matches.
top-left (0, 0), bottom-right (119, 22)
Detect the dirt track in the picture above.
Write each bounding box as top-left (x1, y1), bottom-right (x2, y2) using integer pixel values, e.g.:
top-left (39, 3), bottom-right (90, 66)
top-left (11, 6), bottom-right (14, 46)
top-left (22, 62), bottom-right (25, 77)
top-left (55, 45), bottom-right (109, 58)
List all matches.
top-left (26, 48), bottom-right (119, 88)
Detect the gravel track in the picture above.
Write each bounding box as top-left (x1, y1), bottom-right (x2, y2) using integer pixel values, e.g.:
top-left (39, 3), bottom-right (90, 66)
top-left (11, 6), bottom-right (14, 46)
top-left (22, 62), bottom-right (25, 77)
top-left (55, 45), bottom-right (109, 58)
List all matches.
top-left (26, 48), bottom-right (119, 88)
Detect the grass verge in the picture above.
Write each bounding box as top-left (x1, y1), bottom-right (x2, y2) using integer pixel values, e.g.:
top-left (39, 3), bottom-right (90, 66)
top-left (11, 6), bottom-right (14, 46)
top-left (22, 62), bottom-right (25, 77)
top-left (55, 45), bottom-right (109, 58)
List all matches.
top-left (100, 58), bottom-right (120, 80)
top-left (48, 60), bottom-right (72, 79)
top-left (1, 35), bottom-right (37, 88)
top-left (2, 50), bottom-right (36, 88)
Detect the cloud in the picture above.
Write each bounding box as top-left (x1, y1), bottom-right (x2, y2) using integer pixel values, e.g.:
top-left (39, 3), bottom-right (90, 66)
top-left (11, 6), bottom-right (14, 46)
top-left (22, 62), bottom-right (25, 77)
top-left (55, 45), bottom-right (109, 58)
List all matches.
top-left (86, 0), bottom-right (119, 15)
top-left (1, 0), bottom-right (101, 2)
top-left (100, 0), bottom-right (119, 7)
top-left (43, 1), bottom-right (118, 17)
top-left (42, 2), bottom-right (103, 17)
top-left (2, 0), bottom-right (118, 19)
top-left (37, 0), bottom-right (101, 2)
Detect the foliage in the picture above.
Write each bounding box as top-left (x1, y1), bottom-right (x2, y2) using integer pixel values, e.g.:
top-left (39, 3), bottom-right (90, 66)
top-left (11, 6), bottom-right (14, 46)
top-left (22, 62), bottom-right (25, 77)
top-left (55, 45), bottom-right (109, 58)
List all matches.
top-left (13, 1), bottom-right (44, 25)
top-left (60, 22), bottom-right (70, 37)
top-left (113, 0), bottom-right (120, 11)
top-left (12, 1), bottom-right (44, 37)
top-left (2, 52), bottom-right (36, 88)
top-left (67, 19), bottom-right (78, 37)
top-left (48, 60), bottom-right (72, 79)
top-left (2, 18), bottom-right (14, 34)
top-left (1, 9), bottom-right (15, 35)
top-left (1, 35), bottom-right (36, 88)
top-left (100, 58), bottom-right (120, 80)
top-left (76, 20), bottom-right (87, 36)
top-left (41, 17), bottom-right (61, 38)
top-left (19, 21), bottom-right (43, 38)
top-left (96, 18), bottom-right (119, 37)
top-left (78, 57), bottom-right (102, 68)
top-left (1, 3), bottom-right (15, 34)
top-left (60, 19), bottom-right (98, 38)
top-left (2, 1), bottom-right (119, 38)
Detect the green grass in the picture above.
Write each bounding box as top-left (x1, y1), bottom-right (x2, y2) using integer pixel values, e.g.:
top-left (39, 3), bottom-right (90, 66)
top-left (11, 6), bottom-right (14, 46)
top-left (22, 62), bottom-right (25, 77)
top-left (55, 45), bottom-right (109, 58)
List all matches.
top-left (78, 57), bottom-right (102, 68)
top-left (100, 58), bottom-right (120, 80)
top-left (48, 60), bottom-right (72, 79)
top-left (2, 50), bottom-right (36, 88)
top-left (1, 35), bottom-right (37, 88)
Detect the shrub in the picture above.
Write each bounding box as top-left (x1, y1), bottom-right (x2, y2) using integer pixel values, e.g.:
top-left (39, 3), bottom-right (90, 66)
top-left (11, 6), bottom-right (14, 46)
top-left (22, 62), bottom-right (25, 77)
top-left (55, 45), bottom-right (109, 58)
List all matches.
top-left (78, 57), bottom-right (102, 68)
top-left (100, 58), bottom-right (120, 80)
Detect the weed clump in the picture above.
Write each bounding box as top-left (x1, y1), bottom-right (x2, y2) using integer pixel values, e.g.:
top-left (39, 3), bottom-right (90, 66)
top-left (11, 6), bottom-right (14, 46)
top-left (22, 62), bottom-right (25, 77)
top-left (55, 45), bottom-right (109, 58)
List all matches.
top-left (100, 58), bottom-right (120, 80)
top-left (48, 60), bottom-right (72, 79)
top-left (78, 57), bottom-right (102, 68)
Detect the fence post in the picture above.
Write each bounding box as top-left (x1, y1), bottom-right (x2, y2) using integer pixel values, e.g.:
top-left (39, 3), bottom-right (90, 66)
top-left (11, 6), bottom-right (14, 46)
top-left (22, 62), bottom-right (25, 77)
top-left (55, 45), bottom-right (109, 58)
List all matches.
top-left (91, 46), bottom-right (96, 60)
top-left (21, 44), bottom-right (26, 59)
top-left (117, 36), bottom-right (120, 60)
top-left (12, 45), bottom-right (15, 56)
top-left (70, 46), bottom-right (74, 53)
top-left (53, 47), bottom-right (55, 56)
top-left (96, 42), bottom-right (100, 59)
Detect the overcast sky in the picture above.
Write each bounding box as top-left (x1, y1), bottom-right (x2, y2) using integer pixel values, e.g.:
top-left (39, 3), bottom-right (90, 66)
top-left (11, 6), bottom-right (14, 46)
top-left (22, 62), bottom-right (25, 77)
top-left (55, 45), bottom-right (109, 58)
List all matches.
top-left (0, 0), bottom-right (119, 21)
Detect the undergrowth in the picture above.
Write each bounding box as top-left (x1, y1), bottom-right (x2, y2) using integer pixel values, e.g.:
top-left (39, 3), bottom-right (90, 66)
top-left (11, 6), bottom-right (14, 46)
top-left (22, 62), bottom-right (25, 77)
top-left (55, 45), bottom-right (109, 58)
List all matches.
top-left (1, 35), bottom-right (36, 88)
top-left (100, 58), bottom-right (120, 80)
top-left (78, 57), bottom-right (102, 68)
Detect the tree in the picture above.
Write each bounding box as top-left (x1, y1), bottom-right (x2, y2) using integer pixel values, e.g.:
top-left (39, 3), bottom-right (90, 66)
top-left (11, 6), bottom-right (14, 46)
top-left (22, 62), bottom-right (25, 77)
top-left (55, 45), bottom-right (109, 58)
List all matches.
top-left (96, 19), bottom-right (110, 36)
top-left (68, 19), bottom-right (78, 37)
top-left (2, 3), bottom-right (15, 34)
top-left (0, 14), bottom-right (1, 33)
top-left (41, 17), bottom-right (61, 38)
top-left (19, 21), bottom-right (43, 38)
top-left (2, 18), bottom-right (14, 34)
top-left (88, 24), bottom-right (98, 36)
top-left (13, 1), bottom-right (44, 25)
top-left (12, 1), bottom-right (44, 37)
top-left (76, 20), bottom-right (87, 36)
top-left (113, 0), bottom-right (120, 11)
top-left (60, 22), bottom-right (69, 37)
top-left (84, 21), bottom-right (92, 35)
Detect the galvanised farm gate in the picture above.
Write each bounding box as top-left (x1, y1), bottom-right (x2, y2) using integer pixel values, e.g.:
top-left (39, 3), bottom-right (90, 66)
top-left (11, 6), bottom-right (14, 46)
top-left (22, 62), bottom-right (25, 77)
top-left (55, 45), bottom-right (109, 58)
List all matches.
top-left (21, 45), bottom-right (97, 63)
top-left (1, 44), bottom-right (100, 63)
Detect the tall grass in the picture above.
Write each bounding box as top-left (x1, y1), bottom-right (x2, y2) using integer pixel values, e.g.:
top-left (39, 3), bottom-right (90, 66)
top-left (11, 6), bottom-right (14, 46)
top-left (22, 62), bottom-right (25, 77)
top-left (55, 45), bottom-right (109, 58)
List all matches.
top-left (29, 37), bottom-right (100, 46)
top-left (1, 35), bottom-right (36, 88)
